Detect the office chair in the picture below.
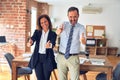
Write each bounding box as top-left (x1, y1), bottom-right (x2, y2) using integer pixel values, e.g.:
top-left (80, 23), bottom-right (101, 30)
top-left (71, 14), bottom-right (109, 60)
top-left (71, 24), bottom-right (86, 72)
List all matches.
top-left (4, 53), bottom-right (32, 80)
top-left (96, 62), bottom-right (120, 80)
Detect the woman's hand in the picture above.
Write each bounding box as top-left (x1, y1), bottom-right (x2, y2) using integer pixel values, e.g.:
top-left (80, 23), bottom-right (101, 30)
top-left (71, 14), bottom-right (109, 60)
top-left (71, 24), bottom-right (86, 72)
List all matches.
top-left (46, 40), bottom-right (52, 48)
top-left (27, 39), bottom-right (33, 47)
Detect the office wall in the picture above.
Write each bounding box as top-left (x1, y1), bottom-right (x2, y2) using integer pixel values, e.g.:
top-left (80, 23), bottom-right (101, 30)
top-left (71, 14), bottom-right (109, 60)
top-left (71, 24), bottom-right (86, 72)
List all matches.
top-left (49, 3), bottom-right (120, 54)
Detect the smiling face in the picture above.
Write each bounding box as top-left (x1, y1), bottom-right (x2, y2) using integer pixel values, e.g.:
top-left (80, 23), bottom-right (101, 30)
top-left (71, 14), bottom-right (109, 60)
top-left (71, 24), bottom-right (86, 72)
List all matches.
top-left (40, 17), bottom-right (49, 32)
top-left (68, 10), bottom-right (79, 26)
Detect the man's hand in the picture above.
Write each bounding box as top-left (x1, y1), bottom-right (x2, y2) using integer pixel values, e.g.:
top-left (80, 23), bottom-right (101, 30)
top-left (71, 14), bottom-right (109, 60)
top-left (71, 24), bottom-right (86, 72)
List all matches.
top-left (56, 24), bottom-right (64, 35)
top-left (80, 33), bottom-right (86, 45)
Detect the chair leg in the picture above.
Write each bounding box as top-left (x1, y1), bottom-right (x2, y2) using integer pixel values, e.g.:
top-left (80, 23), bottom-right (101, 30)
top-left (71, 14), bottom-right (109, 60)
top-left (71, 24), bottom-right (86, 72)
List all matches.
top-left (50, 70), bottom-right (58, 80)
top-left (26, 75), bottom-right (30, 80)
top-left (51, 70), bottom-right (57, 80)
top-left (24, 76), bottom-right (26, 80)
top-left (53, 70), bottom-right (57, 80)
top-left (82, 74), bottom-right (87, 80)
top-left (24, 75), bottom-right (30, 80)
top-left (50, 75), bottom-right (53, 80)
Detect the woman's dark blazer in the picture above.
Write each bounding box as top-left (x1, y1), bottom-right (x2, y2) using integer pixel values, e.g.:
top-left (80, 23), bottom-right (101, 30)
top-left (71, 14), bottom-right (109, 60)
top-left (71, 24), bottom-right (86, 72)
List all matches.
top-left (28, 30), bottom-right (57, 71)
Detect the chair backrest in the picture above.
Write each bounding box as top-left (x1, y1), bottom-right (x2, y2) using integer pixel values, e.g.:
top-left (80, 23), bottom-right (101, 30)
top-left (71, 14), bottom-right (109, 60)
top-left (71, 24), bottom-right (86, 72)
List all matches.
top-left (4, 53), bottom-right (14, 69)
top-left (113, 62), bottom-right (120, 80)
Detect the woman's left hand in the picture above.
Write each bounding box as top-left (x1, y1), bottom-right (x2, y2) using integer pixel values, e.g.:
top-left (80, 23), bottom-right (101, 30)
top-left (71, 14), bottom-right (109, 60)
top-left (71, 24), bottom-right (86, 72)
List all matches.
top-left (46, 40), bottom-right (52, 48)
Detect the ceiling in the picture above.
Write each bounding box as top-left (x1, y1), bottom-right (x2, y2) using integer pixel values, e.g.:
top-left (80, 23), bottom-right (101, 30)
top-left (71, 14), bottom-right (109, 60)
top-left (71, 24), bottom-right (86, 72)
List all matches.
top-left (34, 0), bottom-right (120, 6)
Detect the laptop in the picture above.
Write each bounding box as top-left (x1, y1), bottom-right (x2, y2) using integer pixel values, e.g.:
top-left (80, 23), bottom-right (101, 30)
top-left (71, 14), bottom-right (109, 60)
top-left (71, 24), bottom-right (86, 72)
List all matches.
top-left (0, 36), bottom-right (6, 43)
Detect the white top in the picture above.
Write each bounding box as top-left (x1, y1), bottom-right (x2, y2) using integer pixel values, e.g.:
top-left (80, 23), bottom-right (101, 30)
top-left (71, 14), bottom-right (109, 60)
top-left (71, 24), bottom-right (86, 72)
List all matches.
top-left (39, 30), bottom-right (49, 54)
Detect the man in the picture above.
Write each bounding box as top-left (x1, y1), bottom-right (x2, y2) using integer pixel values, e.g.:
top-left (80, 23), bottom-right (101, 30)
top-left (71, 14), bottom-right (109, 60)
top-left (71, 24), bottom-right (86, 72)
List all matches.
top-left (56, 6), bottom-right (86, 80)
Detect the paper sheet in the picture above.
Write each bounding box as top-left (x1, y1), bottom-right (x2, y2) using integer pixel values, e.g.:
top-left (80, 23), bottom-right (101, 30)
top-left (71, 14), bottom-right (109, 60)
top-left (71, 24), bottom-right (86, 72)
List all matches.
top-left (79, 57), bottom-right (87, 64)
top-left (91, 61), bottom-right (104, 65)
top-left (79, 57), bottom-right (105, 65)
top-left (94, 30), bottom-right (104, 36)
top-left (22, 53), bottom-right (32, 58)
top-left (90, 58), bottom-right (105, 63)
top-left (90, 58), bottom-right (105, 65)
top-left (87, 26), bottom-right (93, 32)
top-left (24, 58), bottom-right (30, 61)
top-left (87, 32), bottom-right (92, 36)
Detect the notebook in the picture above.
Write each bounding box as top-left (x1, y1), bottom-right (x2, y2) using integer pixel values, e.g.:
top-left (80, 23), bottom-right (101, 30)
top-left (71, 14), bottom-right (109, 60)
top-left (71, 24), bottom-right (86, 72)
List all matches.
top-left (0, 36), bottom-right (6, 43)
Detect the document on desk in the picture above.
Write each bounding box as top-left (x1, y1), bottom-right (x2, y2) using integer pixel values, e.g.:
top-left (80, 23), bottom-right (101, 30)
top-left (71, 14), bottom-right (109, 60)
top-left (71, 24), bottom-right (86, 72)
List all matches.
top-left (0, 42), bottom-right (9, 46)
top-left (22, 53), bottom-right (32, 58)
top-left (91, 61), bottom-right (104, 65)
top-left (79, 57), bottom-right (87, 64)
top-left (24, 57), bottom-right (31, 61)
top-left (90, 58), bottom-right (105, 65)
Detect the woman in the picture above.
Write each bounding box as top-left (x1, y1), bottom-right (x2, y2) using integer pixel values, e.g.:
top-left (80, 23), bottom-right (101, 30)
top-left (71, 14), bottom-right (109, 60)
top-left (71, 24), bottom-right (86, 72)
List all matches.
top-left (27, 14), bottom-right (57, 80)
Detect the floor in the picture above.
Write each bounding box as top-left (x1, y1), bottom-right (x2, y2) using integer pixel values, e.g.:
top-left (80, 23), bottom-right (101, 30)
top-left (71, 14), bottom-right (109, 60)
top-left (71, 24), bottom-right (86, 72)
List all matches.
top-left (0, 55), bottom-right (120, 80)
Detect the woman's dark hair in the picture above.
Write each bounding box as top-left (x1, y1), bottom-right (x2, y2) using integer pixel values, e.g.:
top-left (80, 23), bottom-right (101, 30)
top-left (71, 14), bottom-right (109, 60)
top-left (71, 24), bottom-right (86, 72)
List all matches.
top-left (38, 14), bottom-right (52, 30)
top-left (68, 6), bottom-right (79, 15)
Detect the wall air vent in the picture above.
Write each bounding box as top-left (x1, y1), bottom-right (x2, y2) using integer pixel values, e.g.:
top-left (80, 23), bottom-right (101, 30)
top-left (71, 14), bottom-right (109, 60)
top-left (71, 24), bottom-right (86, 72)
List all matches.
top-left (82, 4), bottom-right (103, 14)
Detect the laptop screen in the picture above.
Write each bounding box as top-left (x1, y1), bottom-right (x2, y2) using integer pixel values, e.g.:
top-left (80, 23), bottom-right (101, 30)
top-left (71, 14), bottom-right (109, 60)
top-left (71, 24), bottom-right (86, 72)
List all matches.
top-left (0, 36), bottom-right (6, 43)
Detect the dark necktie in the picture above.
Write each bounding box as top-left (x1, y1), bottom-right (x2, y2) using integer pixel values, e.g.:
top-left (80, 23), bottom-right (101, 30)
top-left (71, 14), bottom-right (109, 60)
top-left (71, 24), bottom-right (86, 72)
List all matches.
top-left (65, 26), bottom-right (74, 59)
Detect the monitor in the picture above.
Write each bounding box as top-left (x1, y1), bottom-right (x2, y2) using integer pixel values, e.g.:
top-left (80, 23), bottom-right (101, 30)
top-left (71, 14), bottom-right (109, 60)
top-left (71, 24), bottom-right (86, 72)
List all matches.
top-left (0, 36), bottom-right (6, 43)
top-left (86, 38), bottom-right (96, 46)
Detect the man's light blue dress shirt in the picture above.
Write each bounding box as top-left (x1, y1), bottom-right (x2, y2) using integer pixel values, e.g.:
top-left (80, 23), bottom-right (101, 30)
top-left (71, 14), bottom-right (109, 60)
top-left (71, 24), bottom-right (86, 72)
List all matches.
top-left (59, 21), bottom-right (86, 54)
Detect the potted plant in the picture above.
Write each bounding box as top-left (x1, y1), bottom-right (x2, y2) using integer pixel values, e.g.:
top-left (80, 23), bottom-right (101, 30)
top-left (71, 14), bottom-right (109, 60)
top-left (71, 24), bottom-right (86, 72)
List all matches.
top-left (102, 33), bottom-right (106, 38)
top-left (99, 41), bottom-right (104, 47)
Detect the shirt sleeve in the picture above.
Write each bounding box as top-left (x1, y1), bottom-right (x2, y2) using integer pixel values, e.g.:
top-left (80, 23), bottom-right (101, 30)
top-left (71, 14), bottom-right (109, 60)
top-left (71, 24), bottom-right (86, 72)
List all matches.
top-left (79, 25), bottom-right (86, 38)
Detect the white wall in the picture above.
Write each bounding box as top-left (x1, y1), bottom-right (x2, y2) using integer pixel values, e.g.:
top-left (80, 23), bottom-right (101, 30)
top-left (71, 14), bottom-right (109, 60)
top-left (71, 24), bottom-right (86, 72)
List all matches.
top-left (49, 2), bottom-right (120, 54)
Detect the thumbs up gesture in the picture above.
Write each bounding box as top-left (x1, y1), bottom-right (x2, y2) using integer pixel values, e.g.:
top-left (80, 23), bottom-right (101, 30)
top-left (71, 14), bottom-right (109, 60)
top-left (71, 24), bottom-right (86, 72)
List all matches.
top-left (27, 38), bottom-right (33, 47)
top-left (56, 24), bottom-right (64, 35)
top-left (46, 40), bottom-right (52, 48)
top-left (80, 33), bottom-right (86, 45)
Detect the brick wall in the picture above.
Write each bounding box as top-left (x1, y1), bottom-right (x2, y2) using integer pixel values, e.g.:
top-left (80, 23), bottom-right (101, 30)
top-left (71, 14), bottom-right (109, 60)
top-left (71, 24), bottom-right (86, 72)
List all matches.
top-left (0, 0), bottom-right (49, 56)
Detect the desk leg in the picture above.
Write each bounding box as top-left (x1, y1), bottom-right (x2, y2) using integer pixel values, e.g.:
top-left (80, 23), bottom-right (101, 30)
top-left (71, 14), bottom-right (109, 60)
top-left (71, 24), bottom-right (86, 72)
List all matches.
top-left (107, 68), bottom-right (113, 80)
top-left (12, 62), bottom-right (17, 80)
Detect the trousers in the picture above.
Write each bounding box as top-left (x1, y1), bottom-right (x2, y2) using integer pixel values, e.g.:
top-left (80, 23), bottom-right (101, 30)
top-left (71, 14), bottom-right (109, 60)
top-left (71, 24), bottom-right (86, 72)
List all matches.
top-left (35, 54), bottom-right (51, 80)
top-left (56, 53), bottom-right (80, 80)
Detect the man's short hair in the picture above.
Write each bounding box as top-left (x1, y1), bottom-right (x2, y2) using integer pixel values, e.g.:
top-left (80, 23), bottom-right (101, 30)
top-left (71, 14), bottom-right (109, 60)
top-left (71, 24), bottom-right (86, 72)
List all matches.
top-left (68, 7), bottom-right (79, 15)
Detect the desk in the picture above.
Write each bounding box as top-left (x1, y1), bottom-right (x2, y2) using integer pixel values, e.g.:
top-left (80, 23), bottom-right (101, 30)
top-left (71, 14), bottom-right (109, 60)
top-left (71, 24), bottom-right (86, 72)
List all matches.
top-left (0, 43), bottom-right (9, 53)
top-left (80, 55), bottom-right (113, 80)
top-left (12, 55), bottom-right (113, 80)
top-left (0, 43), bottom-right (16, 55)
top-left (12, 56), bottom-right (57, 80)
top-left (0, 43), bottom-right (16, 72)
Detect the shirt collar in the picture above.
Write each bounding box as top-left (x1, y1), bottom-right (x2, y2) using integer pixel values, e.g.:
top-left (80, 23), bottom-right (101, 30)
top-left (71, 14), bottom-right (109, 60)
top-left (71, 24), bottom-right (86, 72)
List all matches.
top-left (68, 22), bottom-right (77, 27)
top-left (42, 30), bottom-right (49, 34)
